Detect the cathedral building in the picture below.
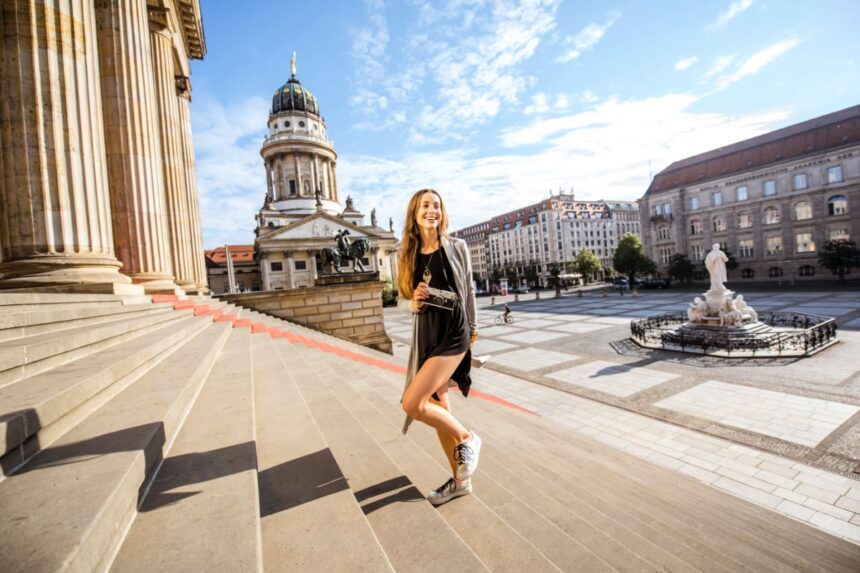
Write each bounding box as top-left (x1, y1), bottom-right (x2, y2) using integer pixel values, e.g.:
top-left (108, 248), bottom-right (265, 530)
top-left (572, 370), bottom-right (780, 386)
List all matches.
top-left (253, 58), bottom-right (397, 290)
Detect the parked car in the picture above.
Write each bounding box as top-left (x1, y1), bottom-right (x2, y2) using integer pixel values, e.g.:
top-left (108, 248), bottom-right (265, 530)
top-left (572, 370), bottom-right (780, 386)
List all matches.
top-left (640, 277), bottom-right (671, 289)
top-left (473, 287), bottom-right (489, 297)
top-left (512, 285), bottom-right (530, 294)
top-left (612, 278), bottom-right (628, 289)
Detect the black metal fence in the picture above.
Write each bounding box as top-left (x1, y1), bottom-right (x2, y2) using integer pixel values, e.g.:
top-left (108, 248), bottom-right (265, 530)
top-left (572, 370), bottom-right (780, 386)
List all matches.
top-left (630, 312), bottom-right (838, 356)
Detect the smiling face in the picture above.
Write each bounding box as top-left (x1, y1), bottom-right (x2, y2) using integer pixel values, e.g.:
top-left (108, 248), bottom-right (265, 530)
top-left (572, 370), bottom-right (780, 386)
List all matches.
top-left (414, 191), bottom-right (443, 233)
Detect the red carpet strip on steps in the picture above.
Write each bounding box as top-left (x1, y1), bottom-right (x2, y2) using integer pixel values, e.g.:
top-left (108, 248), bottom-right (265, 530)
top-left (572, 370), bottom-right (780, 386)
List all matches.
top-left (157, 297), bottom-right (538, 417)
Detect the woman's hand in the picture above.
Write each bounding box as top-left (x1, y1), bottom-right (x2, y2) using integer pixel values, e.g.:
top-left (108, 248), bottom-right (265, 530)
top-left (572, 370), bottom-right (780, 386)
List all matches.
top-left (469, 330), bottom-right (478, 349)
top-left (411, 281), bottom-right (429, 313)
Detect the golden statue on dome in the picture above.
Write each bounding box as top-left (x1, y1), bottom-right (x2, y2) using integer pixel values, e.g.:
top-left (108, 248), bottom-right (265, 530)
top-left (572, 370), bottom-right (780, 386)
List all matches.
top-left (290, 52), bottom-right (297, 78)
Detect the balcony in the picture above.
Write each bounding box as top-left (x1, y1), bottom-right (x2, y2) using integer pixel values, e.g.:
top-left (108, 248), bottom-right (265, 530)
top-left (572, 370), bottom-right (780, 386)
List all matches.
top-left (650, 213), bottom-right (674, 223)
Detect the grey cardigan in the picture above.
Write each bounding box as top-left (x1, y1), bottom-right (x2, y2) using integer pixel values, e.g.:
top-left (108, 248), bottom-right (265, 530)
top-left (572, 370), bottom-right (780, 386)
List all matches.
top-left (398, 236), bottom-right (477, 434)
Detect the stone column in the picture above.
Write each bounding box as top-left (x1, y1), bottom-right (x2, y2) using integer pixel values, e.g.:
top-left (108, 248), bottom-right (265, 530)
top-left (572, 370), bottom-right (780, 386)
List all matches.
top-left (330, 161), bottom-right (339, 202)
top-left (0, 0), bottom-right (133, 290)
top-left (286, 253), bottom-right (295, 289)
top-left (260, 253), bottom-right (271, 291)
top-left (294, 155), bottom-right (302, 195)
top-left (95, 0), bottom-right (178, 292)
top-left (311, 153), bottom-right (318, 195)
top-left (175, 76), bottom-right (208, 292)
top-left (149, 8), bottom-right (195, 291)
top-left (265, 161), bottom-right (273, 201)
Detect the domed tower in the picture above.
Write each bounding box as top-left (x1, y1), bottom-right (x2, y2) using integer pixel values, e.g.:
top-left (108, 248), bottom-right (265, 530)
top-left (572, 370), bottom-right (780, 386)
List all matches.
top-left (260, 54), bottom-right (339, 219)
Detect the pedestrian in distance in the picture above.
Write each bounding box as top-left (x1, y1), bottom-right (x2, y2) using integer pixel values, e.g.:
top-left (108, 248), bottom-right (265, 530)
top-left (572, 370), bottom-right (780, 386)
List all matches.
top-left (397, 188), bottom-right (482, 506)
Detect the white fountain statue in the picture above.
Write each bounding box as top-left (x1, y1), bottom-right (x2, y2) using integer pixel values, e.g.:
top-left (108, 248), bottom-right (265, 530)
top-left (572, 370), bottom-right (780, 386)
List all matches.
top-left (686, 243), bottom-right (757, 327)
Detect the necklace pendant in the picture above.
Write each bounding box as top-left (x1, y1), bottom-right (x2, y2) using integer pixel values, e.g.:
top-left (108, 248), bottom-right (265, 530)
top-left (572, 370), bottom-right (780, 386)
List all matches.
top-left (422, 269), bottom-right (432, 283)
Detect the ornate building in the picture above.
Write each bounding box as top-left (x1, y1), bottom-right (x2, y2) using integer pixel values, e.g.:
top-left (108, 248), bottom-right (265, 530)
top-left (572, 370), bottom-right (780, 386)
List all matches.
top-left (453, 194), bottom-right (640, 287)
top-left (253, 58), bottom-right (397, 290)
top-left (639, 105), bottom-right (860, 283)
top-left (0, 0), bottom-right (207, 294)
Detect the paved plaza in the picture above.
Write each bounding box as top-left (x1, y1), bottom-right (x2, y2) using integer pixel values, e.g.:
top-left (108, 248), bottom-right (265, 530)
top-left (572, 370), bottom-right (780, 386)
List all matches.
top-left (383, 287), bottom-right (860, 545)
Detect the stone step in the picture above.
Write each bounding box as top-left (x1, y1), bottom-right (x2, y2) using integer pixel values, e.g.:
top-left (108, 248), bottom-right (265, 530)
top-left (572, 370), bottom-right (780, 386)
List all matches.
top-left (0, 301), bottom-right (176, 341)
top-left (0, 305), bottom-right (193, 388)
top-left (342, 358), bottom-right (860, 571)
top-left (275, 341), bottom-right (489, 573)
top-left (0, 321), bottom-right (232, 572)
top-left (251, 334), bottom-right (393, 572)
top-left (0, 313), bottom-right (211, 471)
top-left (0, 292), bottom-right (137, 307)
top-left (295, 344), bottom-right (571, 572)
top-left (111, 329), bottom-right (262, 572)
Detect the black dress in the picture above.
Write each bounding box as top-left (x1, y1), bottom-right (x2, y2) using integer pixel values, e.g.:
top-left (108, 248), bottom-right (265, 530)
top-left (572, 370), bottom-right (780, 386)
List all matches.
top-left (414, 247), bottom-right (472, 399)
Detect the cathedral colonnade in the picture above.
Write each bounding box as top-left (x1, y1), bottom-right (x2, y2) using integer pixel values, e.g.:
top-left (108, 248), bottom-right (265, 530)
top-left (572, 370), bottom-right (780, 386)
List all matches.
top-left (0, 0), bottom-right (207, 293)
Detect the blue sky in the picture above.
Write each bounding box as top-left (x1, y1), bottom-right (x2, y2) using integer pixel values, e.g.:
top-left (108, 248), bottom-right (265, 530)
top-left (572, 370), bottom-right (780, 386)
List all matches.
top-left (190, 0), bottom-right (860, 248)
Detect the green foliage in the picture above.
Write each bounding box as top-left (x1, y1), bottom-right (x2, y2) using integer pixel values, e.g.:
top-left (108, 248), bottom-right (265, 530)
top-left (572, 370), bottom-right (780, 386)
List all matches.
top-left (573, 247), bottom-right (602, 284)
top-left (381, 280), bottom-right (399, 306)
top-left (548, 262), bottom-right (562, 295)
top-left (612, 233), bottom-right (653, 283)
top-left (819, 239), bottom-right (860, 281)
top-left (667, 253), bottom-right (694, 283)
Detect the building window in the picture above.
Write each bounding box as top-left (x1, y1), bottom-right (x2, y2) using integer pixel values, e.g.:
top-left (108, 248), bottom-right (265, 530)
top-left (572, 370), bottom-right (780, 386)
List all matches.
top-left (829, 228), bottom-right (850, 241)
top-left (738, 239), bottom-right (754, 258)
top-left (659, 248), bottom-right (672, 264)
top-left (764, 206), bottom-right (781, 225)
top-left (763, 180), bottom-right (777, 196)
top-left (769, 267), bottom-right (783, 278)
top-left (737, 212), bottom-right (752, 228)
top-left (693, 270), bottom-right (707, 280)
top-left (299, 120), bottom-right (306, 128)
top-left (658, 226), bottom-right (669, 240)
top-left (294, 260), bottom-right (307, 271)
top-left (691, 244), bottom-right (703, 261)
top-left (270, 261), bottom-right (284, 272)
top-left (289, 180), bottom-right (296, 195)
top-left (736, 186), bottom-right (748, 201)
top-left (712, 191), bottom-right (723, 206)
top-left (741, 268), bottom-right (755, 279)
top-left (827, 165), bottom-right (843, 183)
top-left (654, 204), bottom-right (662, 216)
top-left (795, 232), bottom-right (815, 253)
top-left (284, 121), bottom-right (291, 128)
top-left (712, 215), bottom-right (726, 232)
top-left (690, 219), bottom-right (703, 235)
top-left (793, 173), bottom-right (808, 190)
top-left (794, 201), bottom-right (812, 220)
top-left (828, 195), bottom-right (848, 215)
top-left (690, 196), bottom-right (700, 210)
top-left (799, 265), bottom-right (815, 277)
top-left (663, 202), bottom-right (672, 216)
top-left (766, 236), bottom-right (783, 256)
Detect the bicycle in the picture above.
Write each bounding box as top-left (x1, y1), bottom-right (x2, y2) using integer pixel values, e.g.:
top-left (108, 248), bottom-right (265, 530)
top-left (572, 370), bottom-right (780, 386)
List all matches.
top-left (495, 313), bottom-right (515, 325)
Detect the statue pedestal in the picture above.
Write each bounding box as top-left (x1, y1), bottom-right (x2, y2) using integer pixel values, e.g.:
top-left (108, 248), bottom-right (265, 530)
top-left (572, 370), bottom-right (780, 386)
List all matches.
top-left (315, 271), bottom-right (379, 287)
top-left (705, 288), bottom-right (734, 315)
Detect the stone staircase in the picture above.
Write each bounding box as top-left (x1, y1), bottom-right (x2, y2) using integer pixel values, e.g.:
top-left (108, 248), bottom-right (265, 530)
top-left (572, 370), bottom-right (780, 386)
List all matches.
top-left (0, 293), bottom-right (858, 572)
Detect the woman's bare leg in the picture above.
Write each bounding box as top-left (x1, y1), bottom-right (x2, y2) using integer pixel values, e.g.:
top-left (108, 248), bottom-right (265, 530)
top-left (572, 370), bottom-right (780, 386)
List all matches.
top-left (402, 353), bottom-right (470, 444)
top-left (430, 385), bottom-right (459, 476)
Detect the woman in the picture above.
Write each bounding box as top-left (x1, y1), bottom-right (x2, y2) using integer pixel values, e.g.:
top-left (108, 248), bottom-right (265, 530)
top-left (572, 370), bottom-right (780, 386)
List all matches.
top-left (398, 188), bottom-right (481, 506)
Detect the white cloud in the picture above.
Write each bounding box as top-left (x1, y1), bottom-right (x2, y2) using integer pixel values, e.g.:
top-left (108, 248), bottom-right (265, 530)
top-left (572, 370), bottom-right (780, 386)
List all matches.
top-left (191, 94), bottom-right (269, 248)
top-left (524, 92), bottom-right (550, 115)
top-left (674, 56), bottom-right (698, 71)
top-left (711, 0), bottom-right (753, 29)
top-left (554, 94), bottom-right (570, 110)
top-left (555, 11), bottom-right (620, 63)
top-left (702, 54), bottom-right (736, 82)
top-left (578, 90), bottom-right (599, 104)
top-left (340, 94), bottom-right (794, 233)
top-left (712, 38), bottom-right (800, 90)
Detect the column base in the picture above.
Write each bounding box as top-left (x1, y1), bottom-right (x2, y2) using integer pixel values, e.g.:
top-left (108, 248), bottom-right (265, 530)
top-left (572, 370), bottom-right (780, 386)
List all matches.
top-left (130, 273), bottom-right (186, 297)
top-left (0, 254), bottom-right (135, 291)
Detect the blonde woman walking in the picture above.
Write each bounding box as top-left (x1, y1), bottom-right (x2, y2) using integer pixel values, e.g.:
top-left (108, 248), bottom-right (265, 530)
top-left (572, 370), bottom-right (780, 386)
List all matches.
top-left (398, 188), bottom-right (481, 505)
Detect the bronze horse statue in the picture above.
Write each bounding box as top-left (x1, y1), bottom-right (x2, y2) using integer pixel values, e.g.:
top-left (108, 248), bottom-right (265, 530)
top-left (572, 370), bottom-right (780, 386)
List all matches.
top-left (320, 236), bottom-right (370, 273)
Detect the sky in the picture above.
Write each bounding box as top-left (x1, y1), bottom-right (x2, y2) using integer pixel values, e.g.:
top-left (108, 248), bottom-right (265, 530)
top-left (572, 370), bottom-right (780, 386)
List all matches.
top-left (189, 0), bottom-right (860, 249)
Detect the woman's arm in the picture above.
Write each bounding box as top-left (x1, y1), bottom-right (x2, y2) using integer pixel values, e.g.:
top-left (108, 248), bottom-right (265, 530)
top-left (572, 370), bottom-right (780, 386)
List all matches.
top-left (458, 239), bottom-right (478, 333)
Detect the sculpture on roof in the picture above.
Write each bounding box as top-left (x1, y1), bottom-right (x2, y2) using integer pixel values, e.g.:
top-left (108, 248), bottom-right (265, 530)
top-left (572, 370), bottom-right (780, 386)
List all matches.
top-left (389, 217), bottom-right (394, 232)
top-left (371, 208), bottom-right (377, 227)
top-left (345, 195), bottom-right (354, 210)
top-left (290, 52), bottom-right (297, 78)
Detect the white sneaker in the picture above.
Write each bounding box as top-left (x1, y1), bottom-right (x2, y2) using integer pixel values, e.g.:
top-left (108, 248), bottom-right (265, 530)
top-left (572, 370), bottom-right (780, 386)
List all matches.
top-left (454, 432), bottom-right (482, 481)
top-left (471, 354), bottom-right (491, 368)
top-left (427, 478), bottom-right (471, 506)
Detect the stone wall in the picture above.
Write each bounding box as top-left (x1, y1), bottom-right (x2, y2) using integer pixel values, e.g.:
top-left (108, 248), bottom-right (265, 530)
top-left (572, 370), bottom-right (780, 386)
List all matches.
top-left (220, 281), bottom-right (392, 353)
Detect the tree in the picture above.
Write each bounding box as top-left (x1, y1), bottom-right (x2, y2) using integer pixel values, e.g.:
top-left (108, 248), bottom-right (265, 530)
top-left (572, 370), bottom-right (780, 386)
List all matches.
top-left (573, 247), bottom-right (602, 284)
top-left (548, 262), bottom-right (562, 296)
top-left (524, 265), bottom-right (538, 287)
top-left (819, 239), bottom-right (860, 281)
top-left (668, 253), bottom-right (694, 284)
top-left (613, 233), bottom-right (654, 284)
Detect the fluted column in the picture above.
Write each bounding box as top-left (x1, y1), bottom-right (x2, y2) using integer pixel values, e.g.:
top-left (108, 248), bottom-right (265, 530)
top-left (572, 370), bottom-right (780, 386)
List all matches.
top-left (149, 9), bottom-right (195, 290)
top-left (331, 161), bottom-right (339, 202)
top-left (311, 153), bottom-right (318, 194)
top-left (0, 0), bottom-right (131, 289)
top-left (95, 0), bottom-right (178, 292)
top-left (175, 76), bottom-right (208, 292)
top-left (260, 253), bottom-right (271, 291)
top-left (265, 160), bottom-right (273, 201)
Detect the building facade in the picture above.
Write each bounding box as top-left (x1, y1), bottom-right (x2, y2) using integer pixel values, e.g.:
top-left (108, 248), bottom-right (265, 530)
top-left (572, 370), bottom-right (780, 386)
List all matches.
top-left (639, 105), bottom-right (860, 283)
top-left (253, 60), bottom-right (398, 290)
top-left (0, 0), bottom-right (207, 294)
top-left (205, 245), bottom-right (261, 294)
top-left (453, 194), bottom-right (640, 287)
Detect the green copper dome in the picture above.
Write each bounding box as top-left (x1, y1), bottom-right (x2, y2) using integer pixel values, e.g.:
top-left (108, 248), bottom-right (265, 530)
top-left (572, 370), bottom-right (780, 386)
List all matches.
top-left (271, 76), bottom-right (320, 117)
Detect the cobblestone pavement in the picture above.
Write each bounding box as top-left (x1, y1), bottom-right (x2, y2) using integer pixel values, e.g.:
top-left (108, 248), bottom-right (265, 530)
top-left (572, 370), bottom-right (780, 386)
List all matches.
top-left (383, 288), bottom-right (860, 545)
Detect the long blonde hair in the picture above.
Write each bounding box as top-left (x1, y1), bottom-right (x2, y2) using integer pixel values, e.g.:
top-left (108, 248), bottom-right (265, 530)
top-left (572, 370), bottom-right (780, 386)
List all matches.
top-left (397, 188), bottom-right (449, 299)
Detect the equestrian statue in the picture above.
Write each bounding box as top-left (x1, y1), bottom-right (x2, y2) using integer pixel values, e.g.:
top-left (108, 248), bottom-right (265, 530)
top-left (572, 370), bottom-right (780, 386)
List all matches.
top-left (320, 229), bottom-right (370, 273)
